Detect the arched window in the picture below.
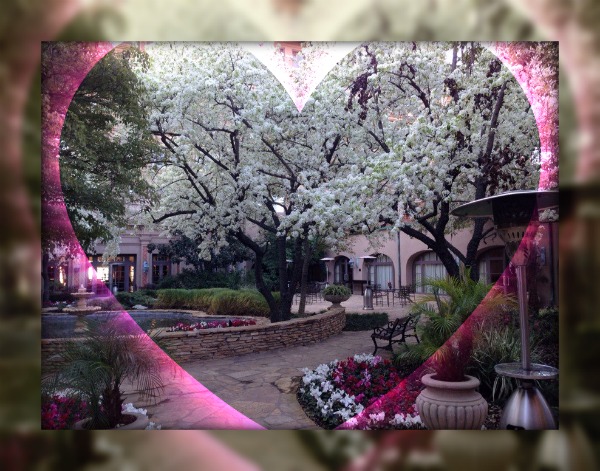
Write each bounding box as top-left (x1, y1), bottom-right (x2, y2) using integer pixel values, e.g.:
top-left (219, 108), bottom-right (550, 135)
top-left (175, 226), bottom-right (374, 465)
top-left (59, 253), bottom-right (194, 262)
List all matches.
top-left (413, 252), bottom-right (448, 293)
top-left (367, 254), bottom-right (394, 289)
top-left (477, 247), bottom-right (507, 284)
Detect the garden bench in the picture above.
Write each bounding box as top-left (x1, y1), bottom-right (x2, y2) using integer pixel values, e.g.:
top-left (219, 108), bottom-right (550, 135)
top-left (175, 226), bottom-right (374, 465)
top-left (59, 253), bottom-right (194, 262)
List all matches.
top-left (371, 314), bottom-right (420, 355)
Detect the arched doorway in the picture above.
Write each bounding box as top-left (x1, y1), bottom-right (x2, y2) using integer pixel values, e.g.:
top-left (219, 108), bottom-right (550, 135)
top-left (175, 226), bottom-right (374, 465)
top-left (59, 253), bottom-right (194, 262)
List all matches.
top-left (367, 253), bottom-right (395, 289)
top-left (334, 256), bottom-right (352, 289)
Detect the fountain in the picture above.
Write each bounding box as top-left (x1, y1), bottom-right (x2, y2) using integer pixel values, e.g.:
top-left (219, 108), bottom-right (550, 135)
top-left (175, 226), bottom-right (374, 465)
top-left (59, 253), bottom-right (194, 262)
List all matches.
top-left (63, 285), bottom-right (101, 332)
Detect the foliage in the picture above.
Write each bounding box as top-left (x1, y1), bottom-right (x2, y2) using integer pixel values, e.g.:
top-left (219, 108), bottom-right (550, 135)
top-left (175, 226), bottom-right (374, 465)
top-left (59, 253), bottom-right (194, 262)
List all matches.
top-left (115, 290), bottom-right (157, 309)
top-left (467, 306), bottom-right (558, 404)
top-left (467, 323), bottom-right (521, 402)
top-left (45, 43), bottom-right (158, 252)
top-left (322, 285), bottom-right (352, 297)
top-left (88, 296), bottom-right (122, 311)
top-left (48, 292), bottom-right (75, 304)
top-left (42, 317), bottom-right (164, 429)
top-left (148, 233), bottom-right (252, 274)
top-left (156, 268), bottom-right (243, 290)
top-left (343, 312), bottom-right (388, 331)
top-left (41, 393), bottom-right (88, 430)
top-left (298, 354), bottom-right (424, 430)
top-left (395, 270), bottom-right (516, 381)
top-left (137, 42), bottom-right (547, 325)
top-left (154, 288), bottom-right (280, 318)
top-left (333, 42), bottom-right (543, 281)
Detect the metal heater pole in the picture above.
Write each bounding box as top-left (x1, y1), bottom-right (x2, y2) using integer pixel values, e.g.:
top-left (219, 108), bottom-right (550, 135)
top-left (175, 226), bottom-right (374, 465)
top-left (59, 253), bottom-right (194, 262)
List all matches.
top-left (514, 264), bottom-right (531, 371)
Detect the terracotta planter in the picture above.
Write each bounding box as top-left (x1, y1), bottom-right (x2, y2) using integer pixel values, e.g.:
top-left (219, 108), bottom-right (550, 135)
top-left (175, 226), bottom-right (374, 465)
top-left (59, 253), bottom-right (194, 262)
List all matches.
top-left (416, 373), bottom-right (488, 430)
top-left (323, 294), bottom-right (350, 309)
top-left (73, 412), bottom-right (149, 430)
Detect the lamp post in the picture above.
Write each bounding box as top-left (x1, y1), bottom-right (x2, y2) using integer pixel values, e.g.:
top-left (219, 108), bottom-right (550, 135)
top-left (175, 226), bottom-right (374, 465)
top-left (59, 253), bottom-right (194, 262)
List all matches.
top-left (452, 190), bottom-right (558, 429)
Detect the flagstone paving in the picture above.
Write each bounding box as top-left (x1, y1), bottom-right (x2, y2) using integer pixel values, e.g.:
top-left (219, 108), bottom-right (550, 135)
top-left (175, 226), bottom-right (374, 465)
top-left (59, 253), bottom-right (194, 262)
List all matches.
top-left (125, 295), bottom-right (415, 429)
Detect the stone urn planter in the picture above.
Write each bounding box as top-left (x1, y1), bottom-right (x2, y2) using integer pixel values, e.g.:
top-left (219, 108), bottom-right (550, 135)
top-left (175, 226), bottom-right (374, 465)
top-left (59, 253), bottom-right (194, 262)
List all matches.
top-left (74, 412), bottom-right (149, 430)
top-left (323, 294), bottom-right (351, 309)
top-left (416, 373), bottom-right (488, 429)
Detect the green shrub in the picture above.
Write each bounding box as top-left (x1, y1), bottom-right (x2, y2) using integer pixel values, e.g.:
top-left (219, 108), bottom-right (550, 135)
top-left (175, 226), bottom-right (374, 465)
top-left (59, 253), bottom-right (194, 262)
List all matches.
top-left (88, 297), bottom-right (121, 311)
top-left (343, 312), bottom-right (389, 331)
top-left (49, 292), bottom-right (74, 303)
top-left (322, 284), bottom-right (351, 296)
top-left (156, 269), bottom-right (242, 290)
top-left (209, 290), bottom-right (271, 317)
top-left (394, 270), bottom-right (516, 382)
top-left (467, 325), bottom-right (522, 402)
top-left (155, 288), bottom-right (279, 318)
top-left (394, 354), bottom-right (424, 379)
top-left (115, 290), bottom-right (157, 309)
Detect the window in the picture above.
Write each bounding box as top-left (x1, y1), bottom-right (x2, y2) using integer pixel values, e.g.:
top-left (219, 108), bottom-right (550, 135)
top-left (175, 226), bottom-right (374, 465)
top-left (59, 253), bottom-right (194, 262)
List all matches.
top-left (413, 252), bottom-right (448, 293)
top-left (88, 254), bottom-right (136, 292)
top-left (367, 254), bottom-right (394, 289)
top-left (152, 255), bottom-right (171, 285)
top-left (47, 263), bottom-right (68, 291)
top-left (477, 247), bottom-right (506, 284)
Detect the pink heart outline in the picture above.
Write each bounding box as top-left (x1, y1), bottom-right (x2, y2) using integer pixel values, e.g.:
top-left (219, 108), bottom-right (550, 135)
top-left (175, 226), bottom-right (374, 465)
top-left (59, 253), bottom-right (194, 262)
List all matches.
top-left (42, 42), bottom-right (557, 430)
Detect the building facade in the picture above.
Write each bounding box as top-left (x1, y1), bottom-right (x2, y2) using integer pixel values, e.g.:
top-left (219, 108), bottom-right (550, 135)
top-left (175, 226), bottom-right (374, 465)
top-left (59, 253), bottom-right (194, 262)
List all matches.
top-left (321, 221), bottom-right (558, 307)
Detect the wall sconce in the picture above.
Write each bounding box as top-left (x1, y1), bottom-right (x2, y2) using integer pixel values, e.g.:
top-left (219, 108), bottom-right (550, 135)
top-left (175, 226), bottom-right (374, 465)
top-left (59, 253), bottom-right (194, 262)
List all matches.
top-left (143, 260), bottom-right (149, 273)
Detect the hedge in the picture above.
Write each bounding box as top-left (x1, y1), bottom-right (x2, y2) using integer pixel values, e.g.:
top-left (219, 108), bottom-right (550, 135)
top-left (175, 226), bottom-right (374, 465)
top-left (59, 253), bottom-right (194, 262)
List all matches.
top-left (343, 312), bottom-right (389, 331)
top-left (154, 289), bottom-right (280, 318)
top-left (114, 290), bottom-right (157, 309)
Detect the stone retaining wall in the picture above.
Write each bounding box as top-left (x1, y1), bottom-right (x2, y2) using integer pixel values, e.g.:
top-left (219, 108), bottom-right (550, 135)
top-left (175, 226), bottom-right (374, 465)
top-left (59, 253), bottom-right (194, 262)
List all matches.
top-left (42, 308), bottom-right (346, 371)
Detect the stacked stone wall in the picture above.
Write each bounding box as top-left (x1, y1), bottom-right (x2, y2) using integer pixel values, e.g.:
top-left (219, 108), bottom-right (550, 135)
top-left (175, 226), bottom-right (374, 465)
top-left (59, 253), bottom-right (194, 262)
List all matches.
top-left (42, 308), bottom-right (346, 371)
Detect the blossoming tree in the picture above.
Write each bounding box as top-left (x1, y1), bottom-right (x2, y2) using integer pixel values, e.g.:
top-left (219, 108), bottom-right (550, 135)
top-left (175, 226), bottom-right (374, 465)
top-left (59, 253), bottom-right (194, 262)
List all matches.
top-left (140, 42), bottom-right (551, 321)
top-left (141, 43), bottom-right (360, 322)
top-left (311, 42), bottom-right (545, 280)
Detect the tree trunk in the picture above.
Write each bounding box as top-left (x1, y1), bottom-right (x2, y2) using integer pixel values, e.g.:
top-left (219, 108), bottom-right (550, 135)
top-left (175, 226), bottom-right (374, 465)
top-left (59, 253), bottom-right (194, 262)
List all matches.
top-left (275, 235), bottom-right (303, 322)
top-left (297, 238), bottom-right (312, 316)
top-left (234, 230), bottom-right (279, 321)
top-left (253, 251), bottom-right (279, 321)
top-left (103, 383), bottom-right (124, 428)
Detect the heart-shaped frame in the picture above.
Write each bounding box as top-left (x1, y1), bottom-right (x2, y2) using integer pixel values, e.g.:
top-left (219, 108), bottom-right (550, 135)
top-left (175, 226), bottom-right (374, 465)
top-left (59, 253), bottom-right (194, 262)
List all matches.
top-left (41, 41), bottom-right (557, 430)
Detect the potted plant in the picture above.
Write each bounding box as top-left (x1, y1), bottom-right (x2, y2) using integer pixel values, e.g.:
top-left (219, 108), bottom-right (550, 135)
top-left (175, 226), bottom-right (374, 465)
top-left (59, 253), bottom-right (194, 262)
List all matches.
top-left (321, 284), bottom-right (352, 309)
top-left (43, 316), bottom-right (166, 429)
top-left (397, 271), bottom-right (515, 429)
top-left (416, 331), bottom-right (489, 429)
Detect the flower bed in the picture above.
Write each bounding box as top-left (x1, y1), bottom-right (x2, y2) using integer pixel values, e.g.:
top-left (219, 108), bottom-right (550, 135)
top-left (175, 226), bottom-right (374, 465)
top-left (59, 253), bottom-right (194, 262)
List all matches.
top-left (42, 393), bottom-right (161, 429)
top-left (165, 318), bottom-right (257, 332)
top-left (42, 393), bottom-right (88, 429)
top-left (297, 354), bottom-right (424, 429)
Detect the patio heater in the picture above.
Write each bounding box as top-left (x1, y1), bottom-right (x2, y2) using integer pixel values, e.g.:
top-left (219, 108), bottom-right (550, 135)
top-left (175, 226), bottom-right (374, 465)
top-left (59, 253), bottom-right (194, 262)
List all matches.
top-left (320, 258), bottom-right (334, 286)
top-left (452, 190), bottom-right (558, 429)
top-left (360, 255), bottom-right (376, 310)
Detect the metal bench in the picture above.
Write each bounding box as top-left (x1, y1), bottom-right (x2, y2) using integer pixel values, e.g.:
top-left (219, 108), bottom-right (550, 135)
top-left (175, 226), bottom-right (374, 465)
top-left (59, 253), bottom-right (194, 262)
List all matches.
top-left (371, 314), bottom-right (420, 355)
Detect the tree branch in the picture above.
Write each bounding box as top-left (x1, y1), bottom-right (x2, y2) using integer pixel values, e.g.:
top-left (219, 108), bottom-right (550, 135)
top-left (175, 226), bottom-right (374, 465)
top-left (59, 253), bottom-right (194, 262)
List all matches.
top-left (151, 210), bottom-right (196, 224)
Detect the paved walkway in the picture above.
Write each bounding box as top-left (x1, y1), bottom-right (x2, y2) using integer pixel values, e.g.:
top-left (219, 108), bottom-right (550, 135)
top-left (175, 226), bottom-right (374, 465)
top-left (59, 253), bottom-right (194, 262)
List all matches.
top-left (125, 295), bottom-right (415, 429)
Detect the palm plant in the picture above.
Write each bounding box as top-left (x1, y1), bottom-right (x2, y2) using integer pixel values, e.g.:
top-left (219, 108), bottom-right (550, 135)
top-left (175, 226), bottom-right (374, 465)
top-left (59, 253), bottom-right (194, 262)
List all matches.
top-left (395, 269), bottom-right (516, 381)
top-left (43, 315), bottom-right (165, 429)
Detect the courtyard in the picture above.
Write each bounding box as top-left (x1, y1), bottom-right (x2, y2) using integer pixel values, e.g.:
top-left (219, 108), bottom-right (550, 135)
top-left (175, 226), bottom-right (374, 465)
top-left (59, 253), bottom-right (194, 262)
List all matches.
top-left (41, 41), bottom-right (559, 431)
